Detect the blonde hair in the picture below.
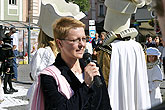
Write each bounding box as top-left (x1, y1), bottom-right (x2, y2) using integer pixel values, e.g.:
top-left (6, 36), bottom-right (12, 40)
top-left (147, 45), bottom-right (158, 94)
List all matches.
top-left (37, 29), bottom-right (58, 56)
top-left (101, 32), bottom-right (106, 36)
top-left (52, 17), bottom-right (85, 51)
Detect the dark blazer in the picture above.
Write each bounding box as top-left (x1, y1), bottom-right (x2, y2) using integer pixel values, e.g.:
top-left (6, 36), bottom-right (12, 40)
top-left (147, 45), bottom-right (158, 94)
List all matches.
top-left (92, 38), bottom-right (101, 49)
top-left (40, 53), bottom-right (111, 110)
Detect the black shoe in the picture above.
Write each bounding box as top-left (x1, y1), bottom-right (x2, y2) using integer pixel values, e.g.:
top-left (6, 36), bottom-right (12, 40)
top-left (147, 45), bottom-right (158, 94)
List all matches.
top-left (4, 89), bottom-right (13, 94)
top-left (9, 88), bottom-right (18, 92)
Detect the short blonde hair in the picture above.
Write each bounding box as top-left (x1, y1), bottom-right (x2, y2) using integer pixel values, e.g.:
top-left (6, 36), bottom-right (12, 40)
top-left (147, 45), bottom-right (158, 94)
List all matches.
top-left (52, 17), bottom-right (85, 50)
top-left (53, 17), bottom-right (85, 39)
top-left (101, 32), bottom-right (106, 36)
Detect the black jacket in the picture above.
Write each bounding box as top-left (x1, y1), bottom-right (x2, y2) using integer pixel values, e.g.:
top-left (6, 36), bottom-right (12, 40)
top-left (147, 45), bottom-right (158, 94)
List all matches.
top-left (40, 53), bottom-right (111, 110)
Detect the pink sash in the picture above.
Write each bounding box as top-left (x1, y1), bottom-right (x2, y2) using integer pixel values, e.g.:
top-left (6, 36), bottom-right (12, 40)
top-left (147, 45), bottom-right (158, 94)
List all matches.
top-left (31, 65), bottom-right (74, 110)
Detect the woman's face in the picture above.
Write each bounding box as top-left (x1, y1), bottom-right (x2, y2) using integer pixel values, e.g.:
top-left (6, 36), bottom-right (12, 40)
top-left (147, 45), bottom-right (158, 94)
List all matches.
top-left (59, 27), bottom-right (86, 60)
top-left (147, 55), bottom-right (157, 63)
top-left (154, 36), bottom-right (159, 43)
top-left (101, 34), bottom-right (105, 40)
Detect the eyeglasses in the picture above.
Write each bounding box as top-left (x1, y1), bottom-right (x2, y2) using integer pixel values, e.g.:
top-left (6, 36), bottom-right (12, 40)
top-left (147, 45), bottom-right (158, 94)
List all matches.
top-left (60, 37), bottom-right (87, 44)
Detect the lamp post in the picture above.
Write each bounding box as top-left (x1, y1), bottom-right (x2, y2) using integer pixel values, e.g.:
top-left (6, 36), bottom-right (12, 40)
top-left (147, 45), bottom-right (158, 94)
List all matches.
top-left (28, 4), bottom-right (31, 64)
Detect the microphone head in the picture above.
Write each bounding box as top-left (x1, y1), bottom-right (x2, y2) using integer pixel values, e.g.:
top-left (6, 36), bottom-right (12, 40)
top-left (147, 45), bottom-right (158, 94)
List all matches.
top-left (83, 53), bottom-right (92, 64)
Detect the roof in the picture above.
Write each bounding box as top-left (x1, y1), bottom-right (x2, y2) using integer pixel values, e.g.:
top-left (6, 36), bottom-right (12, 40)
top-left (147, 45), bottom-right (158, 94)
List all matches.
top-left (0, 20), bottom-right (39, 30)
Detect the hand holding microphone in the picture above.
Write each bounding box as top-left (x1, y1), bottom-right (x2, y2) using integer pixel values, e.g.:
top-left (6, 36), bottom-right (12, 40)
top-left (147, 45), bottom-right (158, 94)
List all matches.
top-left (83, 53), bottom-right (103, 87)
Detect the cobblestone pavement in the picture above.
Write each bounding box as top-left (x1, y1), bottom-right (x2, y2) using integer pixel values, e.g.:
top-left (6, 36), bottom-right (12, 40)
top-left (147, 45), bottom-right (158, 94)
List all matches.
top-left (0, 83), bottom-right (31, 110)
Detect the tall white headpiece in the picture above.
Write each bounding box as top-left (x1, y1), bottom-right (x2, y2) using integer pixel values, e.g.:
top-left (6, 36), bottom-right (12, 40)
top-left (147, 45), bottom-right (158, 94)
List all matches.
top-left (38, 0), bottom-right (86, 39)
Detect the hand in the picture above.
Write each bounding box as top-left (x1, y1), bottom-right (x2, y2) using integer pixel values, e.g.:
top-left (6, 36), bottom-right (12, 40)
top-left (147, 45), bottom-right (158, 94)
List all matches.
top-left (84, 62), bottom-right (100, 87)
top-left (7, 68), bottom-right (10, 73)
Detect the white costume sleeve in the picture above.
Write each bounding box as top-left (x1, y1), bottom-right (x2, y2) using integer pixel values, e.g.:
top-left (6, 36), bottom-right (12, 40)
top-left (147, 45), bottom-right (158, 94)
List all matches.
top-left (149, 81), bottom-right (162, 92)
top-left (30, 48), bottom-right (43, 80)
top-left (30, 46), bottom-right (55, 80)
top-left (149, 65), bottom-right (163, 92)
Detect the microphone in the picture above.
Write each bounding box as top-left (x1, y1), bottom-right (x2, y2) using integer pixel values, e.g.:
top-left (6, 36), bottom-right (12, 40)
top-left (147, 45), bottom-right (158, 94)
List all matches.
top-left (83, 53), bottom-right (103, 87)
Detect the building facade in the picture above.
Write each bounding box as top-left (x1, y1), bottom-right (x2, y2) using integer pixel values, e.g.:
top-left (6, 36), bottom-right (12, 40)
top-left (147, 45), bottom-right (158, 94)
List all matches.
top-left (82, 0), bottom-right (107, 34)
top-left (0, 0), bottom-right (23, 22)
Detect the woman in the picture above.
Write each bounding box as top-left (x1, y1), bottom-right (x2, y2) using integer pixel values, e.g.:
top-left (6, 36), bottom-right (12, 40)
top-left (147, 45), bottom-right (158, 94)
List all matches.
top-left (30, 29), bottom-right (58, 81)
top-left (27, 29), bottom-right (58, 109)
top-left (31, 17), bottom-right (111, 110)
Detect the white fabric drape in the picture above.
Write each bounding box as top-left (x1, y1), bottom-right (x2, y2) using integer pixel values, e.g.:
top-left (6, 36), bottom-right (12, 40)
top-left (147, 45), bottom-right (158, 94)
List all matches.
top-left (108, 40), bottom-right (151, 110)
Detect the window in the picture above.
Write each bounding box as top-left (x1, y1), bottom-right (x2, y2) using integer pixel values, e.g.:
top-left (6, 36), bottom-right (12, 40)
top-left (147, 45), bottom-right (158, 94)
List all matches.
top-left (9, 0), bottom-right (17, 5)
top-left (99, 5), bottom-right (104, 16)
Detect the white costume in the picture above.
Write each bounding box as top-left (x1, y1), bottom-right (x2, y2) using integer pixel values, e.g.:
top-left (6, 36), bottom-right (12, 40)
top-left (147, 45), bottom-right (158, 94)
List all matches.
top-left (27, 46), bottom-right (56, 109)
top-left (103, 0), bottom-right (152, 110)
top-left (108, 40), bottom-right (151, 110)
top-left (147, 65), bottom-right (163, 107)
top-left (30, 46), bottom-right (55, 81)
top-left (147, 47), bottom-right (163, 107)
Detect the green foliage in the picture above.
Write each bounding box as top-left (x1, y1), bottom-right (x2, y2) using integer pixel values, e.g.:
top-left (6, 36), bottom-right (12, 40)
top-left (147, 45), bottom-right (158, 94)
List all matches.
top-left (68, 0), bottom-right (90, 12)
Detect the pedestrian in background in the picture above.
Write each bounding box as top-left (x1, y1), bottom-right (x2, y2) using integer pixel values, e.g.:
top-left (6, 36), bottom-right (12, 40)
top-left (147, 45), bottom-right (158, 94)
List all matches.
top-left (11, 29), bottom-right (19, 81)
top-left (92, 33), bottom-right (101, 49)
top-left (85, 35), bottom-right (93, 55)
top-left (99, 31), bottom-right (106, 45)
top-left (92, 33), bottom-right (101, 60)
top-left (5, 27), bottom-right (18, 81)
top-left (145, 34), bottom-right (156, 48)
top-left (146, 47), bottom-right (163, 107)
top-left (1, 29), bottom-right (18, 94)
top-left (31, 17), bottom-right (111, 110)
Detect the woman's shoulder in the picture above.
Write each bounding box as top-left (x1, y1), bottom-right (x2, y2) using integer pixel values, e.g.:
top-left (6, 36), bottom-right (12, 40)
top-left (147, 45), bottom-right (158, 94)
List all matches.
top-left (36, 46), bottom-right (53, 55)
top-left (37, 46), bottom-right (51, 52)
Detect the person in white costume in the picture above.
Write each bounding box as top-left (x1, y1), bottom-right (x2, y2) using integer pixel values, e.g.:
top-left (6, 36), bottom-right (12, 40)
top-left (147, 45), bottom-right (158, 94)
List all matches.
top-left (27, 29), bottom-right (58, 109)
top-left (146, 47), bottom-right (163, 107)
top-left (100, 0), bottom-right (152, 110)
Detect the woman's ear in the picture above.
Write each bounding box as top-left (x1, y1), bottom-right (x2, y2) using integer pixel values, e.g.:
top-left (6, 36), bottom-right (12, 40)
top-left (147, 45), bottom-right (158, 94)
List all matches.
top-left (56, 39), bottom-right (62, 49)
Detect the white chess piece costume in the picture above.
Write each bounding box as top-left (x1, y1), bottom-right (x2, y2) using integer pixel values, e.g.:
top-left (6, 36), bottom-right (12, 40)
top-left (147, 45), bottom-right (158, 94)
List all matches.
top-left (104, 0), bottom-right (152, 110)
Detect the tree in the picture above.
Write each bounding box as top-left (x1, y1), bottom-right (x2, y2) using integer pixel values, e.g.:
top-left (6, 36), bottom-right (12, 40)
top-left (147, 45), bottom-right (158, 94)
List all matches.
top-left (68, 0), bottom-right (90, 12)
